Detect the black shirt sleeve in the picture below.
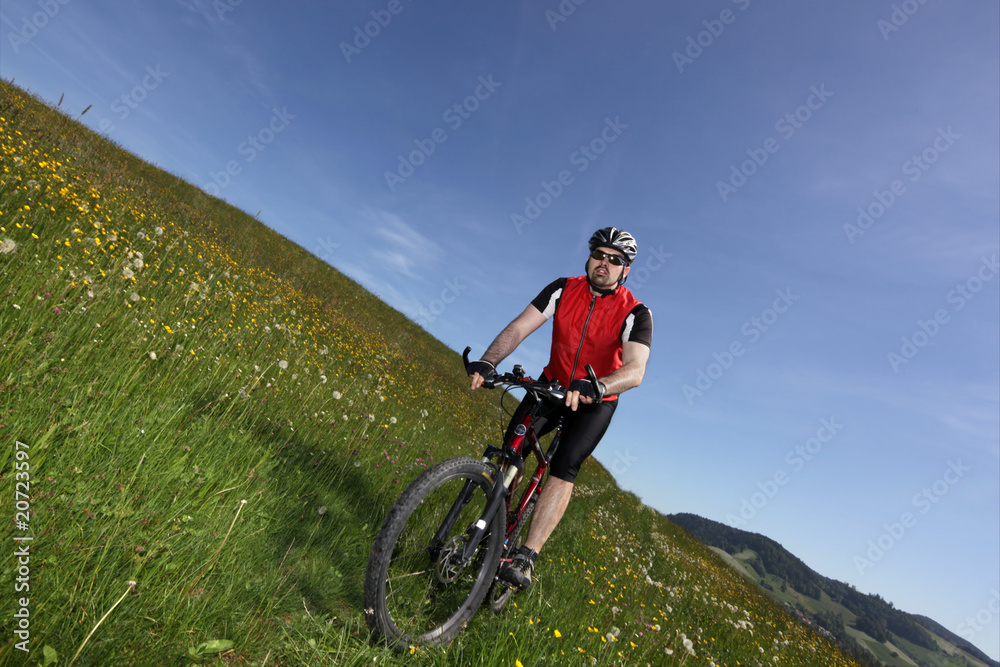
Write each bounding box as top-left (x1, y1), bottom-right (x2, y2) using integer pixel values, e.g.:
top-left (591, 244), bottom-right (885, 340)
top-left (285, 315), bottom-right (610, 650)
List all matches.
top-left (530, 278), bottom-right (567, 319)
top-left (621, 304), bottom-right (653, 348)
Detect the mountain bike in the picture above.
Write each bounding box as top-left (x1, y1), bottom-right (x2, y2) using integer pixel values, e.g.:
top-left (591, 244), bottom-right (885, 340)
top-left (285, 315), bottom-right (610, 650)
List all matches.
top-left (363, 347), bottom-right (601, 650)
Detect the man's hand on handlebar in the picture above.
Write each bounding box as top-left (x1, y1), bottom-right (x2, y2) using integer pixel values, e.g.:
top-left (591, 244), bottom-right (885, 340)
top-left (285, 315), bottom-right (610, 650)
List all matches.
top-left (566, 377), bottom-right (606, 411)
top-left (470, 371), bottom-right (488, 391)
top-left (465, 355), bottom-right (496, 391)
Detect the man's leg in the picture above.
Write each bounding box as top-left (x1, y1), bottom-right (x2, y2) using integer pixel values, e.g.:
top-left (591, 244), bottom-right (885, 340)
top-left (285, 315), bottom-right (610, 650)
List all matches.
top-left (523, 399), bottom-right (616, 553)
top-left (524, 477), bottom-right (573, 553)
top-left (500, 399), bottom-right (615, 589)
top-left (499, 477), bottom-right (573, 589)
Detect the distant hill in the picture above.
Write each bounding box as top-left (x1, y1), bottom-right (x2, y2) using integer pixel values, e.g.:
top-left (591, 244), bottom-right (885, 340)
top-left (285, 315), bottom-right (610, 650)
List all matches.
top-left (668, 513), bottom-right (999, 667)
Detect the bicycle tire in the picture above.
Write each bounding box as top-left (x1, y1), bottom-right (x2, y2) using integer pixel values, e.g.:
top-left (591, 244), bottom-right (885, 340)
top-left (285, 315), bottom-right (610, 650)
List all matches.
top-left (364, 457), bottom-right (505, 649)
top-left (489, 495), bottom-right (537, 613)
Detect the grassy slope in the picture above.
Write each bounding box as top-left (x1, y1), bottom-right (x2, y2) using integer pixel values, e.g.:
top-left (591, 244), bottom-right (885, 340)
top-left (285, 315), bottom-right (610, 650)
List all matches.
top-left (0, 80), bottom-right (867, 666)
top-left (714, 548), bottom-right (992, 667)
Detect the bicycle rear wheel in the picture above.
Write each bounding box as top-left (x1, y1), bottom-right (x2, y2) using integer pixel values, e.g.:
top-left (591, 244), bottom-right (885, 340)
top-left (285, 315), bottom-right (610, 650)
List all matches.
top-left (364, 457), bottom-right (505, 649)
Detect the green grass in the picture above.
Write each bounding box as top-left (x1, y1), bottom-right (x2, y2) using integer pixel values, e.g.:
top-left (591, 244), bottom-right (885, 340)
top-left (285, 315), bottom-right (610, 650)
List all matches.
top-left (0, 80), bottom-right (867, 666)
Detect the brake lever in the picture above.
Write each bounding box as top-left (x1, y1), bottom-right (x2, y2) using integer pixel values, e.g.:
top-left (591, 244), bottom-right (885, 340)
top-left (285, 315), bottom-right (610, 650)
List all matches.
top-left (585, 364), bottom-right (604, 401)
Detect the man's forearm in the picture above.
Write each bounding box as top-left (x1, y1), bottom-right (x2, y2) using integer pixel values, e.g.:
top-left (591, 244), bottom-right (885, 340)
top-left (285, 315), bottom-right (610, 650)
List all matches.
top-left (600, 361), bottom-right (645, 396)
top-left (478, 305), bottom-right (548, 369)
top-left (481, 322), bottom-right (524, 366)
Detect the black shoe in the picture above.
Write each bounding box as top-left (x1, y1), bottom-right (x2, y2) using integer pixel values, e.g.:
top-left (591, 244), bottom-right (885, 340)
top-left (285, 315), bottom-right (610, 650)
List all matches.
top-left (499, 546), bottom-right (538, 590)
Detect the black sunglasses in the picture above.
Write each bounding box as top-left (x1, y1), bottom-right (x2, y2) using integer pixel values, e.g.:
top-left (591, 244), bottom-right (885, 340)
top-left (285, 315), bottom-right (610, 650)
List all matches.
top-left (590, 249), bottom-right (627, 266)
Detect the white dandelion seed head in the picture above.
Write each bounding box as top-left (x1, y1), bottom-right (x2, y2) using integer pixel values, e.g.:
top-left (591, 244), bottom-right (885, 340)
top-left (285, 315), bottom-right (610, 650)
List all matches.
top-left (332, 391), bottom-right (342, 400)
top-left (317, 506), bottom-right (327, 515)
top-left (122, 268), bottom-right (135, 279)
top-left (154, 227), bottom-right (164, 236)
top-left (278, 360), bottom-right (288, 369)
top-left (320, 375), bottom-right (327, 384)
top-left (148, 351), bottom-right (157, 360)
top-left (389, 417), bottom-right (397, 424)
top-left (130, 292), bottom-right (140, 302)
top-left (0, 238), bottom-right (16, 254)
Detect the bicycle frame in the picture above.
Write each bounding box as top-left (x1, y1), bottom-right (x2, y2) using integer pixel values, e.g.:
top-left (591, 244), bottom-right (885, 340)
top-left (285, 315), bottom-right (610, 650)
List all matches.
top-left (432, 348), bottom-right (597, 571)
top-left (362, 350), bottom-right (604, 648)
top-left (427, 393), bottom-right (558, 566)
top-left (495, 403), bottom-right (563, 547)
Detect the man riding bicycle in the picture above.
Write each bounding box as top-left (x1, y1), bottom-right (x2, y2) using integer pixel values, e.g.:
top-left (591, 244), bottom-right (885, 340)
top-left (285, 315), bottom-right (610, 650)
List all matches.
top-left (467, 227), bottom-right (653, 591)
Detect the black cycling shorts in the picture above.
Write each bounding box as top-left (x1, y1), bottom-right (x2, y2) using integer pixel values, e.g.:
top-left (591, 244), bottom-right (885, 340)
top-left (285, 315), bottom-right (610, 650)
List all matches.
top-left (503, 382), bottom-right (618, 484)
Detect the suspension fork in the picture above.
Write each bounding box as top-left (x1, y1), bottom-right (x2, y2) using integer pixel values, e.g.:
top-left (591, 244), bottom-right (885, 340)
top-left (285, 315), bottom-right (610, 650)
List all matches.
top-left (459, 472), bottom-right (508, 564)
top-left (428, 462), bottom-right (509, 565)
top-left (429, 476), bottom-right (479, 562)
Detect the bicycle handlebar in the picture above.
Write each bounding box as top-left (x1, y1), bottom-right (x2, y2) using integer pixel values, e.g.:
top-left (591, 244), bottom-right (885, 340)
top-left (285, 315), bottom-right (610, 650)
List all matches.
top-left (463, 346), bottom-right (602, 403)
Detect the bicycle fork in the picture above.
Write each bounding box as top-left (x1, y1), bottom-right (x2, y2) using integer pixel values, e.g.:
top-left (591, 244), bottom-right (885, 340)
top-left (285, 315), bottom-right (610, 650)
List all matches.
top-left (429, 470), bottom-right (507, 566)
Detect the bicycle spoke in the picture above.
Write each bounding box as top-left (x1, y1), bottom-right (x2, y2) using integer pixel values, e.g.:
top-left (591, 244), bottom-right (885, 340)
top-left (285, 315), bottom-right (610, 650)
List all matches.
top-left (366, 459), bottom-right (504, 646)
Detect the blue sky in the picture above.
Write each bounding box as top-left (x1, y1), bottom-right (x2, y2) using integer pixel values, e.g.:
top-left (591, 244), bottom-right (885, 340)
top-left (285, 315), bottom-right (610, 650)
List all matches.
top-left (2, 0), bottom-right (998, 658)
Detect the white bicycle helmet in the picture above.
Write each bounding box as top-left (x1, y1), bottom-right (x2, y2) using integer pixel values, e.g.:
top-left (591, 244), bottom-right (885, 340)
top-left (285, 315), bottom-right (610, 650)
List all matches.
top-left (588, 227), bottom-right (637, 265)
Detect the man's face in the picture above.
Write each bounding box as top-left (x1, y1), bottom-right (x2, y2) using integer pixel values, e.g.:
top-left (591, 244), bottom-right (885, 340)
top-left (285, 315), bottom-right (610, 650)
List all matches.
top-left (586, 247), bottom-right (629, 289)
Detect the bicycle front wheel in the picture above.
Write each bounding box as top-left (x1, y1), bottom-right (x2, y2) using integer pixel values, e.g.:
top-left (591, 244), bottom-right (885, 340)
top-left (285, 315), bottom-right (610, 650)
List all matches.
top-left (364, 457), bottom-right (505, 649)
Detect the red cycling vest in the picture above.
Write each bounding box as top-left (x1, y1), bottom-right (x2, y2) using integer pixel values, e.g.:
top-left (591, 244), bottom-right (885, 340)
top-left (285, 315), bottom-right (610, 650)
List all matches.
top-left (542, 276), bottom-right (644, 401)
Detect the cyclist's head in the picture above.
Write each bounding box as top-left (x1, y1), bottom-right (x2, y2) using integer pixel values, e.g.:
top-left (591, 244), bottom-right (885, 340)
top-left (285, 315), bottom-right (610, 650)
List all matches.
top-left (585, 227), bottom-right (636, 293)
top-left (588, 227), bottom-right (637, 266)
